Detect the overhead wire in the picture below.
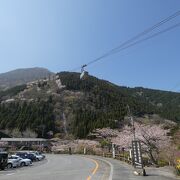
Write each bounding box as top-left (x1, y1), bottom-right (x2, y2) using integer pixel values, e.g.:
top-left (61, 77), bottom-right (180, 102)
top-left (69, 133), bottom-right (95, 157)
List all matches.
top-left (69, 10), bottom-right (180, 72)
top-left (105, 22), bottom-right (180, 56)
top-left (86, 11), bottom-right (180, 67)
top-left (105, 10), bottom-right (180, 54)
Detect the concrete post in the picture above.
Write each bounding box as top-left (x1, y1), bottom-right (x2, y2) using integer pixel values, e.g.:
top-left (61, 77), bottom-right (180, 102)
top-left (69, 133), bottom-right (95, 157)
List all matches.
top-left (112, 144), bottom-right (115, 159)
top-left (84, 147), bottom-right (86, 155)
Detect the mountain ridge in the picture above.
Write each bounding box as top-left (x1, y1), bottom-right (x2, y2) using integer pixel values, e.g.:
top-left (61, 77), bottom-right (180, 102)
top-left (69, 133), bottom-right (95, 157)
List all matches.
top-left (0, 67), bottom-right (54, 90)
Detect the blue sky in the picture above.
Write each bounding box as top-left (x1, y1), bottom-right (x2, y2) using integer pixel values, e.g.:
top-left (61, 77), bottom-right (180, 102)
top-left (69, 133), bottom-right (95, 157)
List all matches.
top-left (0, 0), bottom-right (180, 91)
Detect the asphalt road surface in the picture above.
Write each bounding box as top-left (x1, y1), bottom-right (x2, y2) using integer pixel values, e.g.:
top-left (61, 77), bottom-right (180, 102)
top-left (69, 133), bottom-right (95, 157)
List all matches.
top-left (0, 154), bottom-right (179, 180)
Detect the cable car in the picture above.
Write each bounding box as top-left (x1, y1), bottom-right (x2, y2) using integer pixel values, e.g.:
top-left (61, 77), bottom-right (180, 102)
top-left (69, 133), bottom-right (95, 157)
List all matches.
top-left (80, 64), bottom-right (88, 80)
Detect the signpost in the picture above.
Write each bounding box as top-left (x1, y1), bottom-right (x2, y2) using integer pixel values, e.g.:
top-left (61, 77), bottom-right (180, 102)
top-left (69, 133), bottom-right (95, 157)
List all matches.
top-left (132, 140), bottom-right (143, 169)
top-left (132, 140), bottom-right (146, 176)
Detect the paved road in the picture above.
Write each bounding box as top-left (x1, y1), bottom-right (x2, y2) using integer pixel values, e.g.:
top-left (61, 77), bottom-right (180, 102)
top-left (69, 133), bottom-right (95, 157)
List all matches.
top-left (93, 156), bottom-right (179, 180)
top-left (0, 154), bottom-right (179, 180)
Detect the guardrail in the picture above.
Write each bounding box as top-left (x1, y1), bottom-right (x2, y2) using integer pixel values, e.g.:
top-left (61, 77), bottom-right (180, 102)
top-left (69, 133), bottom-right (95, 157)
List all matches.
top-left (62, 150), bottom-right (133, 165)
top-left (53, 150), bottom-right (132, 165)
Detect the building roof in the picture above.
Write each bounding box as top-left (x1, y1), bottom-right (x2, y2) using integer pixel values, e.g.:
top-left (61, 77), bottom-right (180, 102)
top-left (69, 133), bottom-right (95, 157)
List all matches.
top-left (0, 138), bottom-right (47, 142)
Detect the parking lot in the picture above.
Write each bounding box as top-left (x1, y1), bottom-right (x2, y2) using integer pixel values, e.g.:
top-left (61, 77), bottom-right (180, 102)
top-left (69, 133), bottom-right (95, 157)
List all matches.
top-left (0, 151), bottom-right (46, 172)
top-left (0, 158), bottom-right (47, 176)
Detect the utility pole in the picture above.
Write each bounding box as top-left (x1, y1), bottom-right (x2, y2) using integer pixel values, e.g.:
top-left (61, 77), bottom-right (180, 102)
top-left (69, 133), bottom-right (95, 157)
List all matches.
top-left (131, 116), bottom-right (136, 140)
top-left (127, 105), bottom-right (135, 140)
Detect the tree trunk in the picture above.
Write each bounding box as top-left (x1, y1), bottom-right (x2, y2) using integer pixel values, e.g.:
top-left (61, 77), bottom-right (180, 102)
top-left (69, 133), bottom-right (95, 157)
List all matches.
top-left (148, 150), bottom-right (158, 166)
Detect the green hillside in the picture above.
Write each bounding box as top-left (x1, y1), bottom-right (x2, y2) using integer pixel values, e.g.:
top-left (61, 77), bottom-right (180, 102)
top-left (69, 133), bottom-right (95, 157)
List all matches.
top-left (0, 72), bottom-right (179, 138)
top-left (119, 87), bottom-right (180, 123)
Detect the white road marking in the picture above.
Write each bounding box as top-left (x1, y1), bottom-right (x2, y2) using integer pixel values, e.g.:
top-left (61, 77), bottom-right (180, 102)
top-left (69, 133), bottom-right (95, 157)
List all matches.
top-left (99, 158), bottom-right (113, 180)
top-left (88, 156), bottom-right (113, 180)
top-left (6, 173), bottom-right (15, 176)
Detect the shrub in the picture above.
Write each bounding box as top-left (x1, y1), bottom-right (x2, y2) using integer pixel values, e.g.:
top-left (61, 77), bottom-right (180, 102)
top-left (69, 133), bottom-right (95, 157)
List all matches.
top-left (176, 159), bottom-right (180, 176)
top-left (100, 139), bottom-right (111, 148)
top-left (158, 159), bottom-right (169, 167)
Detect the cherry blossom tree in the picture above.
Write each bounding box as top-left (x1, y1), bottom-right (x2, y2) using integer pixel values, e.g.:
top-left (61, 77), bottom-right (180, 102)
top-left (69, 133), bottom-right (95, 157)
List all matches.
top-left (96, 122), bottom-right (171, 165)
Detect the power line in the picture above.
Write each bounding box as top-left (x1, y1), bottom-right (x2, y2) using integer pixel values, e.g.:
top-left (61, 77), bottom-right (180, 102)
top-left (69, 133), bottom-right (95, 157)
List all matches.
top-left (86, 11), bottom-right (180, 67)
top-left (71, 22), bottom-right (180, 71)
top-left (69, 10), bottom-right (180, 72)
top-left (103, 11), bottom-right (180, 55)
top-left (106, 22), bottom-right (180, 56)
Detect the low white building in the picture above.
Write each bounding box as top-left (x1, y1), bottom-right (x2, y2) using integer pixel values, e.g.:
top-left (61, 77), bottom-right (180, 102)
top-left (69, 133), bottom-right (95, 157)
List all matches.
top-left (0, 138), bottom-right (48, 147)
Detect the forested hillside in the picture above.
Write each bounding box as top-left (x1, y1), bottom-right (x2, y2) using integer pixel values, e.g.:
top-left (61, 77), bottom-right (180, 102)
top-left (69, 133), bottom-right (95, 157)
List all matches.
top-left (58, 72), bottom-right (155, 137)
top-left (0, 71), bottom-right (179, 138)
top-left (0, 100), bottom-right (55, 138)
top-left (119, 87), bottom-right (180, 123)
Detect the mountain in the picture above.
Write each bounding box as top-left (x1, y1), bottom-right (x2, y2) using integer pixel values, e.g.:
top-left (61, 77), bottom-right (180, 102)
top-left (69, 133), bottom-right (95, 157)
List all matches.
top-left (0, 71), bottom-right (179, 139)
top-left (0, 67), bottom-right (54, 90)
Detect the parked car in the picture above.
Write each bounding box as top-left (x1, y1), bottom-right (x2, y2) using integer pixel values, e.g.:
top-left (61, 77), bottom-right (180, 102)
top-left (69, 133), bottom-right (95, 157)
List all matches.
top-left (16, 152), bottom-right (37, 162)
top-left (33, 151), bottom-right (45, 160)
top-left (7, 158), bottom-right (19, 168)
top-left (0, 152), bottom-right (8, 170)
top-left (29, 152), bottom-right (43, 161)
top-left (9, 155), bottom-right (32, 167)
top-left (38, 152), bottom-right (46, 159)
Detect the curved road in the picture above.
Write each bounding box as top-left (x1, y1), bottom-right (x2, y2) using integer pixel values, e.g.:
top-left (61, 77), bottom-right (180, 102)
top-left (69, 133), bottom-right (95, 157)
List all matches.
top-left (0, 154), bottom-right (178, 180)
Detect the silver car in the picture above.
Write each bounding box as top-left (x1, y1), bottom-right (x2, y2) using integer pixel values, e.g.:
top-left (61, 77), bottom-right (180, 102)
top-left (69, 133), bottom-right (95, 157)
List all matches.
top-left (9, 155), bottom-right (32, 167)
top-left (7, 158), bottom-right (19, 168)
top-left (29, 152), bottom-right (44, 161)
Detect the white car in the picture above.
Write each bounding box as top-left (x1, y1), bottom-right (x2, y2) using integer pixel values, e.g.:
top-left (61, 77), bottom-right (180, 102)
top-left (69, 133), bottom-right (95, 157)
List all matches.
top-left (7, 159), bottom-right (19, 168)
top-left (9, 155), bottom-right (32, 167)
